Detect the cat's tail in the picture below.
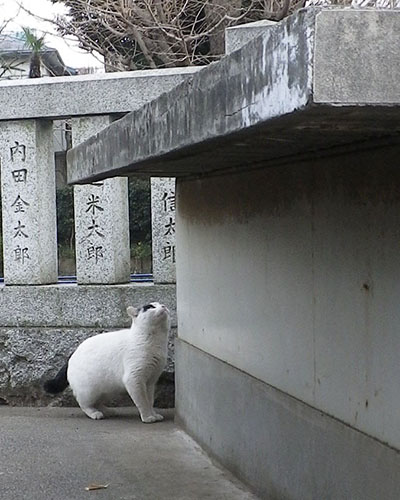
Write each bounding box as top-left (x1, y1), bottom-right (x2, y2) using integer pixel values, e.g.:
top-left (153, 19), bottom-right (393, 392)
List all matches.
top-left (43, 361), bottom-right (69, 394)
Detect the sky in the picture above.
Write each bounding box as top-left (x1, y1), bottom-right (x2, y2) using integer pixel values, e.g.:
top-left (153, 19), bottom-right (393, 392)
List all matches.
top-left (1, 0), bottom-right (104, 70)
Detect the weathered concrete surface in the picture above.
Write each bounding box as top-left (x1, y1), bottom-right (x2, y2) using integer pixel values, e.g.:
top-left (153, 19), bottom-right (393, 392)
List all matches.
top-left (176, 340), bottom-right (400, 500)
top-left (0, 67), bottom-right (201, 120)
top-left (0, 284), bottom-right (176, 407)
top-left (314, 10), bottom-right (400, 103)
top-left (0, 407), bottom-right (257, 500)
top-left (225, 19), bottom-right (276, 54)
top-left (175, 144), bottom-right (400, 450)
top-left (67, 9), bottom-right (400, 184)
top-left (67, 8), bottom-right (314, 182)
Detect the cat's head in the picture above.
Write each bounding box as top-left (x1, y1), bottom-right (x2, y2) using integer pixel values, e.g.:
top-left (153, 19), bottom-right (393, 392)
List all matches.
top-left (127, 302), bottom-right (170, 328)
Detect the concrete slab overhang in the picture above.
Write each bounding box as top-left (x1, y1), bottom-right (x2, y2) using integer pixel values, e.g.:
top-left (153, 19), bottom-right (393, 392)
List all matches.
top-left (67, 8), bottom-right (400, 184)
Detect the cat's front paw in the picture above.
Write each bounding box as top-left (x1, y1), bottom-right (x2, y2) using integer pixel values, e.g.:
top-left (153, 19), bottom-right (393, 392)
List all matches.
top-left (141, 415), bottom-right (158, 424)
top-left (81, 406), bottom-right (106, 420)
top-left (153, 413), bottom-right (164, 421)
top-left (90, 411), bottom-right (105, 420)
top-left (87, 410), bottom-right (105, 420)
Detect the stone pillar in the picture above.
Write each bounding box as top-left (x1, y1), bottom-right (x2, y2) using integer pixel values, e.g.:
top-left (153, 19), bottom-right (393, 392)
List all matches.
top-left (0, 120), bottom-right (58, 285)
top-left (151, 177), bottom-right (176, 284)
top-left (71, 116), bottom-right (130, 284)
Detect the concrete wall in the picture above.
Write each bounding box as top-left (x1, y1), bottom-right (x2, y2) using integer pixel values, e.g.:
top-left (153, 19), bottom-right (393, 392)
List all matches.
top-left (175, 144), bottom-right (400, 495)
top-left (176, 341), bottom-right (400, 500)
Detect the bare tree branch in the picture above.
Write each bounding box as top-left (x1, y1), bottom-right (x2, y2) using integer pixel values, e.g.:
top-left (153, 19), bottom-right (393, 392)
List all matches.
top-left (18, 0), bottom-right (400, 72)
top-left (0, 5), bottom-right (26, 79)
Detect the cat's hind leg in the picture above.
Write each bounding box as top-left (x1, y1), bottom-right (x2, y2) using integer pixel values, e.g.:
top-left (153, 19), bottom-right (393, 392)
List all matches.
top-left (74, 392), bottom-right (105, 420)
top-left (81, 406), bottom-right (105, 420)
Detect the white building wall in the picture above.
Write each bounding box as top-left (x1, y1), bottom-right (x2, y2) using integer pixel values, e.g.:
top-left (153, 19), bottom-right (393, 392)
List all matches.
top-left (176, 145), bottom-right (400, 450)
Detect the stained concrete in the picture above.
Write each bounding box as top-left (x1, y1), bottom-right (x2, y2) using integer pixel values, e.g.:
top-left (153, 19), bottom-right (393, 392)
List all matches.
top-left (175, 144), bottom-right (400, 449)
top-left (67, 9), bottom-right (400, 184)
top-left (225, 19), bottom-right (276, 54)
top-left (67, 8), bottom-right (313, 182)
top-left (314, 10), bottom-right (400, 103)
top-left (176, 340), bottom-right (400, 500)
top-left (0, 407), bottom-right (258, 500)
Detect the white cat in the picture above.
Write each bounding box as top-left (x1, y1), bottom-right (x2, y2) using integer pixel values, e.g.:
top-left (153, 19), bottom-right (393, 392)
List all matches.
top-left (44, 302), bottom-right (170, 423)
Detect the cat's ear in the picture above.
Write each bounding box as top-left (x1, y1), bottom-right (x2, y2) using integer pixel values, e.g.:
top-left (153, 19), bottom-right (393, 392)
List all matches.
top-left (127, 306), bottom-right (139, 319)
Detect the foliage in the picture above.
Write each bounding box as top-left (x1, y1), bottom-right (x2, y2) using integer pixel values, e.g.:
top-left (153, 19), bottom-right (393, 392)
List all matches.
top-left (0, 56), bottom-right (25, 79)
top-left (128, 177), bottom-right (151, 246)
top-left (0, 14), bottom-right (25, 79)
top-left (131, 241), bottom-right (152, 259)
top-left (49, 0), bottom-right (297, 71)
top-left (19, 0), bottom-right (400, 72)
top-left (56, 185), bottom-right (75, 252)
top-left (21, 27), bottom-right (46, 78)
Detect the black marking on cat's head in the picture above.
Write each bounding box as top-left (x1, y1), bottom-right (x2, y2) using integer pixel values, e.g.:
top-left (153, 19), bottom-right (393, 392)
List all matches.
top-left (128, 302), bottom-right (170, 327)
top-left (141, 303), bottom-right (156, 313)
top-left (140, 302), bottom-right (170, 323)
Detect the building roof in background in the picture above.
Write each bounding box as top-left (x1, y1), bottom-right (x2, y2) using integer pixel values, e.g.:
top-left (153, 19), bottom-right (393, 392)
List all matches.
top-left (0, 33), bottom-right (77, 76)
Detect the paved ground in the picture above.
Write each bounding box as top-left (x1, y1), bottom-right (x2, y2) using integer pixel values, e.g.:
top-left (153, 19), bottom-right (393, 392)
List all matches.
top-left (0, 407), bottom-right (258, 500)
